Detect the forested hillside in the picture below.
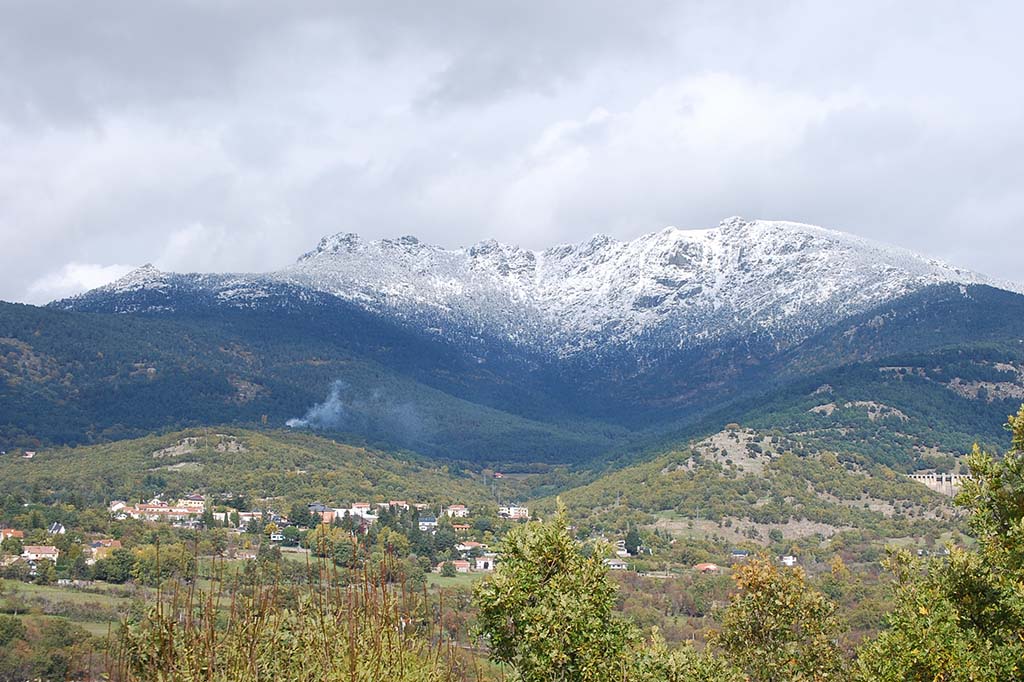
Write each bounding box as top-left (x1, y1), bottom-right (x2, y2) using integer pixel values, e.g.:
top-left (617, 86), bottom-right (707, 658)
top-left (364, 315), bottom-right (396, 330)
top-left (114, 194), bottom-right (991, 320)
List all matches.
top-left (0, 427), bottom-right (496, 508)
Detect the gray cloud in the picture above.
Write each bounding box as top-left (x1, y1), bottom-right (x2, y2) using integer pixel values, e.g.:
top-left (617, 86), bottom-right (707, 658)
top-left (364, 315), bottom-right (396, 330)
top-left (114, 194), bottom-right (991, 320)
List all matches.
top-left (0, 1), bottom-right (1021, 303)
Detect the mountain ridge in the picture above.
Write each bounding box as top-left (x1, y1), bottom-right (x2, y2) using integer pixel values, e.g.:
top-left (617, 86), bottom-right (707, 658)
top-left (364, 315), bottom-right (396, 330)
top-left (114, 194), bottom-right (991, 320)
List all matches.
top-left (7, 218), bottom-right (1021, 464)
top-left (54, 218), bottom-right (1022, 362)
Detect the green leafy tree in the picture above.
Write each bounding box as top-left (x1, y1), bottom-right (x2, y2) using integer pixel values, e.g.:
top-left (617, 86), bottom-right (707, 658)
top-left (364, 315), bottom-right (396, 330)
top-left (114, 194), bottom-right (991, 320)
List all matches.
top-left (288, 503), bottom-right (313, 528)
top-left (712, 556), bottom-right (847, 681)
top-left (103, 548), bottom-right (137, 584)
top-left (855, 405), bottom-right (1024, 681)
top-left (473, 504), bottom-right (737, 681)
top-left (0, 536), bottom-right (22, 556)
top-left (0, 614), bottom-right (27, 646)
top-left (333, 539), bottom-right (360, 569)
top-left (281, 526), bottom-right (301, 547)
top-left (624, 527), bottom-right (641, 556)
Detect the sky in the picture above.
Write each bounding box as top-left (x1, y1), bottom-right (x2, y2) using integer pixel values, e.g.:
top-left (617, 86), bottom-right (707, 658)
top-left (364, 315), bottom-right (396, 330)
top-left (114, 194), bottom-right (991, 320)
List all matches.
top-left (1, 1), bottom-right (1022, 304)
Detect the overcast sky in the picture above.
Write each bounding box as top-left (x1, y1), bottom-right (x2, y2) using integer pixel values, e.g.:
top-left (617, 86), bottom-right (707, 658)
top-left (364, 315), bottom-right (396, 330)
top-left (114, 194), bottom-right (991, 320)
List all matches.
top-left (2, 1), bottom-right (1022, 303)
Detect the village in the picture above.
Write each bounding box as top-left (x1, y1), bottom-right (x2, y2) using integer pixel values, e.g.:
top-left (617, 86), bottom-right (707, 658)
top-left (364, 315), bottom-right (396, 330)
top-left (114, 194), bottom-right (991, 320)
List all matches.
top-left (1, 486), bottom-right (812, 588)
top-left (0, 493), bottom-right (535, 583)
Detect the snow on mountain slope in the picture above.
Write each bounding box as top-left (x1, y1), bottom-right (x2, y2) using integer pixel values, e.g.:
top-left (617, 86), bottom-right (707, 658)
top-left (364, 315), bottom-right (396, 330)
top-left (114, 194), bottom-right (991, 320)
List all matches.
top-left (56, 218), bottom-right (1021, 357)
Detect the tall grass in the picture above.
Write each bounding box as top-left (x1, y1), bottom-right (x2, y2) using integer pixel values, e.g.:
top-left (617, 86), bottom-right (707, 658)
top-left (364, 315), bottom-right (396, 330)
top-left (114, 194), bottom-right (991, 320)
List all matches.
top-left (111, 553), bottom-right (471, 682)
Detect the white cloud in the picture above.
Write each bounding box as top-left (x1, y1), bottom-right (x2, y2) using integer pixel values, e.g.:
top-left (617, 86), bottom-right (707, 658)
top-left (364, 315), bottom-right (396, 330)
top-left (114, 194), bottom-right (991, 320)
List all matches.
top-left (1, 2), bottom-right (1023, 302)
top-left (25, 262), bottom-right (136, 303)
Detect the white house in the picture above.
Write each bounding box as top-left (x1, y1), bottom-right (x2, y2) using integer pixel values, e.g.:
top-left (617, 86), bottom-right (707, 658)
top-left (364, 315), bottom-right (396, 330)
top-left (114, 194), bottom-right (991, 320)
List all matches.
top-left (604, 558), bottom-right (628, 571)
top-left (336, 503), bottom-right (378, 523)
top-left (418, 515), bottom-right (438, 532)
top-left (445, 504), bottom-right (470, 518)
top-left (499, 505), bottom-right (529, 520)
top-left (781, 555), bottom-right (798, 567)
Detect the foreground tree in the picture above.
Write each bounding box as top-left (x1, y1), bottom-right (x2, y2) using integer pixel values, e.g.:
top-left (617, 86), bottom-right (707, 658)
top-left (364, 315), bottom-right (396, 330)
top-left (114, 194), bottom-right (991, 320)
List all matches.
top-left (473, 503), bottom-right (738, 682)
top-left (713, 557), bottom-right (847, 681)
top-left (856, 405), bottom-right (1024, 681)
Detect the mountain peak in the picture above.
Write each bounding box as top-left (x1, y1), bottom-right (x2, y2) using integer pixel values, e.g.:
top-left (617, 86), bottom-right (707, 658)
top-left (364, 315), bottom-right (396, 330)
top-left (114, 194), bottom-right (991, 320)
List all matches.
top-left (106, 263), bottom-right (169, 291)
top-left (300, 232), bottom-right (362, 261)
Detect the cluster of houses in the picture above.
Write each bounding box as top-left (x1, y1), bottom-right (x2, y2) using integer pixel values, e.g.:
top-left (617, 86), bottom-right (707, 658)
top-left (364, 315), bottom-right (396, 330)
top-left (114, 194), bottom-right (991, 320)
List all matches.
top-left (305, 500), bottom-right (521, 536)
top-left (603, 548), bottom-right (801, 575)
top-left (3, 494), bottom-right (528, 576)
top-left (2, 527), bottom-right (60, 571)
top-left (108, 495), bottom-right (527, 534)
top-left (2, 526), bottom-right (125, 573)
top-left (435, 539), bottom-right (498, 574)
top-left (109, 495), bottom-right (208, 524)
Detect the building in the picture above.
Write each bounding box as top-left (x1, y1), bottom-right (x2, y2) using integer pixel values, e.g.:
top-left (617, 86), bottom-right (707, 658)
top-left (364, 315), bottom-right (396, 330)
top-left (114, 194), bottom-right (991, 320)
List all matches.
top-left (694, 562), bottom-right (720, 574)
top-left (22, 545), bottom-right (60, 562)
top-left (22, 451), bottom-right (36, 459)
top-left (906, 472), bottom-right (970, 497)
top-left (336, 503), bottom-right (378, 523)
top-left (474, 555), bottom-right (496, 571)
top-left (437, 560), bottom-right (472, 574)
top-left (177, 494), bottom-right (207, 511)
top-left (780, 555), bottom-right (798, 567)
top-left (308, 503), bottom-right (336, 525)
top-left (499, 505), bottom-right (529, 520)
top-left (48, 522), bottom-right (67, 535)
top-left (604, 558), bottom-right (628, 571)
top-left (87, 539), bottom-right (123, 565)
top-left (418, 515), bottom-right (438, 532)
top-left (123, 498), bottom-right (198, 522)
top-left (729, 549), bottom-right (751, 562)
top-left (0, 529), bottom-right (24, 541)
top-left (451, 523), bottom-right (471, 532)
top-left (445, 504), bottom-right (470, 518)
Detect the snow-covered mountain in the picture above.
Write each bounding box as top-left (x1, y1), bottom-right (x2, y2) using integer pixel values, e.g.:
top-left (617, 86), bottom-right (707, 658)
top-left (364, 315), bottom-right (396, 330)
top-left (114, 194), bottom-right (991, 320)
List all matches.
top-left (56, 217), bottom-right (1019, 360)
top-left (20, 218), bottom-right (1024, 459)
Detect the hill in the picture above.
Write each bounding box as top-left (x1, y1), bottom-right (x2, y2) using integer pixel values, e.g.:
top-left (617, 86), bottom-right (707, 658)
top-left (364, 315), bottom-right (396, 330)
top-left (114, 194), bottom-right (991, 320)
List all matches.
top-left (538, 425), bottom-right (963, 552)
top-left (0, 427), bottom-right (497, 509)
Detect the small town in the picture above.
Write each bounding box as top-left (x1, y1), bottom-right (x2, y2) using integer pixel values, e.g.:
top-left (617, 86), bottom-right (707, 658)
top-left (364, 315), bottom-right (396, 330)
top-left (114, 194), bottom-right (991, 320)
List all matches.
top-left (1, 493), bottom-right (536, 586)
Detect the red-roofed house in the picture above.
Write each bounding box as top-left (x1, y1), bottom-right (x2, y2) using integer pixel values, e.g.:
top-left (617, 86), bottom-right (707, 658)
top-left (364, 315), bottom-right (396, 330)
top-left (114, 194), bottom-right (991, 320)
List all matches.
top-left (22, 545), bottom-right (59, 562)
top-left (445, 504), bottom-right (470, 518)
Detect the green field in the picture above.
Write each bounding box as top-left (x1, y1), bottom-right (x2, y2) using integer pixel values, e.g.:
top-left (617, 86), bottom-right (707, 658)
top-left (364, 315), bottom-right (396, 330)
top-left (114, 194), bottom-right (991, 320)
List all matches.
top-left (426, 571), bottom-right (482, 589)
